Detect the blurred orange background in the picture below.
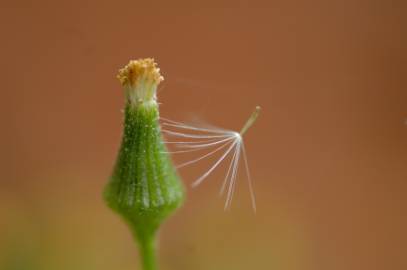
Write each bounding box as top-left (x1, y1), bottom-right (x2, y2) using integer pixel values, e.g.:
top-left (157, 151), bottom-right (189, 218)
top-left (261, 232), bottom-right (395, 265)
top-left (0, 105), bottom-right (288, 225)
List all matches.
top-left (1, 1), bottom-right (406, 270)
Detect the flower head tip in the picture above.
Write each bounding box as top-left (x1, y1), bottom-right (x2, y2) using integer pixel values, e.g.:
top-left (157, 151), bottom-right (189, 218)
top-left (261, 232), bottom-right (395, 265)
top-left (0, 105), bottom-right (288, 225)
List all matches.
top-left (117, 58), bottom-right (164, 105)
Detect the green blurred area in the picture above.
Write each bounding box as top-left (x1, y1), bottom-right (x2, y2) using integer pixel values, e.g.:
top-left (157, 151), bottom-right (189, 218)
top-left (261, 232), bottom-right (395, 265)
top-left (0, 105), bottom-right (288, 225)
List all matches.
top-left (0, 171), bottom-right (310, 270)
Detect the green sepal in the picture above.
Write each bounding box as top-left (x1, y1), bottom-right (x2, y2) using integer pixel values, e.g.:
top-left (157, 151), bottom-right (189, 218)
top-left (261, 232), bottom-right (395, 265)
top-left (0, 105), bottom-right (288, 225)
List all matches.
top-left (104, 101), bottom-right (184, 246)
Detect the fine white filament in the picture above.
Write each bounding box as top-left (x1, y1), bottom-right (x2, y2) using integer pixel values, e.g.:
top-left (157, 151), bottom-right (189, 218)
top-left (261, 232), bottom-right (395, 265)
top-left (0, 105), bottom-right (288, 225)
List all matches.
top-left (159, 106), bottom-right (260, 212)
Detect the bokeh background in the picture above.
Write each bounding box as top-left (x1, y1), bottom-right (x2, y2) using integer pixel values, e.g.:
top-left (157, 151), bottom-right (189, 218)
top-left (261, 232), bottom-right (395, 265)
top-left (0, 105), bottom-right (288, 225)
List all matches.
top-left (1, 1), bottom-right (407, 270)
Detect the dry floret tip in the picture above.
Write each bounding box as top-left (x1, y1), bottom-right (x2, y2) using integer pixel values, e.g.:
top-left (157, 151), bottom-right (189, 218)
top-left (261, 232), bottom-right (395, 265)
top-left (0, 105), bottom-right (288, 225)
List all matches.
top-left (117, 58), bottom-right (164, 105)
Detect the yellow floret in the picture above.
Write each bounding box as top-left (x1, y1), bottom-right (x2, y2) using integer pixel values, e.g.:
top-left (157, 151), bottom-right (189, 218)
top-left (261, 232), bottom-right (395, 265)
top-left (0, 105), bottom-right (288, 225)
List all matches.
top-left (117, 58), bottom-right (164, 87)
top-left (117, 58), bottom-right (164, 104)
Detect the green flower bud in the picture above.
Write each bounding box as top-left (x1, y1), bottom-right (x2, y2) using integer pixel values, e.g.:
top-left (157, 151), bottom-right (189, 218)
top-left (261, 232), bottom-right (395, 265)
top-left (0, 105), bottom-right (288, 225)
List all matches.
top-left (104, 59), bottom-right (184, 270)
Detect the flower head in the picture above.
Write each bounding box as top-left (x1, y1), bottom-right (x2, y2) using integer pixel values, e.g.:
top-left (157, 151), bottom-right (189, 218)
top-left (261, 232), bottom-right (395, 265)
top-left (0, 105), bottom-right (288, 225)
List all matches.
top-left (105, 59), bottom-right (184, 264)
